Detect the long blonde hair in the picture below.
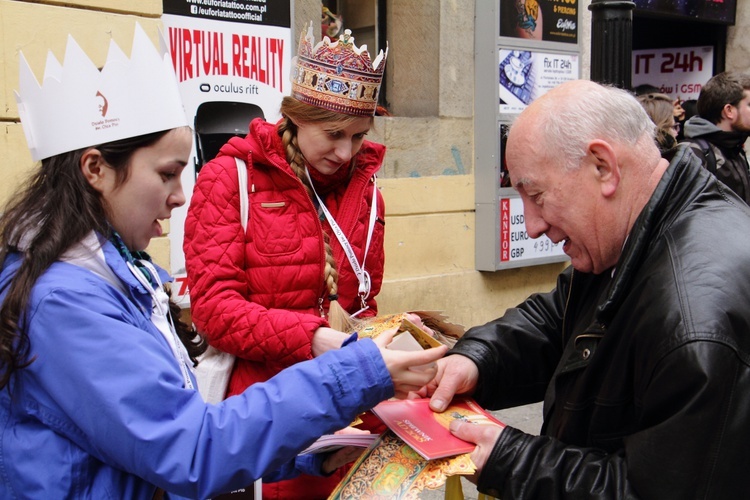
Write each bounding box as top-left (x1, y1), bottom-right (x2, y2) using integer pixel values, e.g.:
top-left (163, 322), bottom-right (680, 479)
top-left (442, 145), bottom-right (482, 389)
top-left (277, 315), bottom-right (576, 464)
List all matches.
top-left (277, 96), bottom-right (373, 332)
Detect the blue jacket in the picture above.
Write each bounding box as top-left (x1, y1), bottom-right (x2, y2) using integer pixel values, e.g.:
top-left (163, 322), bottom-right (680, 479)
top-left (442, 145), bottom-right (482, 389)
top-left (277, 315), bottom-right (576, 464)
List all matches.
top-left (0, 237), bottom-right (393, 499)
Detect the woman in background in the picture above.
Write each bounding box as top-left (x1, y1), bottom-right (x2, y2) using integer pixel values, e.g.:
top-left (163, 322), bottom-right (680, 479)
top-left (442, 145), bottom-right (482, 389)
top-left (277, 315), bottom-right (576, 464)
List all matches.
top-left (636, 92), bottom-right (679, 154)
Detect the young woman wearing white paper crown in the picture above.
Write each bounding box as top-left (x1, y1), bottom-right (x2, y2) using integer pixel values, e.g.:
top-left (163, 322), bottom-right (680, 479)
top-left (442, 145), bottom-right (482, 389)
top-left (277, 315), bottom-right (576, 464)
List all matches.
top-left (0, 23), bottom-right (446, 499)
top-left (183, 21), bottom-right (434, 499)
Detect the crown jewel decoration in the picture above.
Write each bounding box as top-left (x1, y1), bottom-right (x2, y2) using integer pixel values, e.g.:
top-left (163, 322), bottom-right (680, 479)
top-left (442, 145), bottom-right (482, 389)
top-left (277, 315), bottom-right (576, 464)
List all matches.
top-left (291, 21), bottom-right (388, 117)
top-left (15, 23), bottom-right (188, 162)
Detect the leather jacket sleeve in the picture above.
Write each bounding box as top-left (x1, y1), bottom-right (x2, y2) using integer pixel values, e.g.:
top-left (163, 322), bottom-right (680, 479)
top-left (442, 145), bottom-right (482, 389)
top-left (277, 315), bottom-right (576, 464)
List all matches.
top-left (477, 426), bottom-right (639, 499)
top-left (450, 268), bottom-right (572, 409)
top-left (476, 336), bottom-right (746, 499)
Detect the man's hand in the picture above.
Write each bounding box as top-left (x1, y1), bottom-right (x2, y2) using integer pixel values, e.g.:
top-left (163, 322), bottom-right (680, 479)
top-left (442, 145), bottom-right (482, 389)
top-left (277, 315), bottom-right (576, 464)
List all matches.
top-left (449, 418), bottom-right (505, 484)
top-left (418, 354), bottom-right (480, 412)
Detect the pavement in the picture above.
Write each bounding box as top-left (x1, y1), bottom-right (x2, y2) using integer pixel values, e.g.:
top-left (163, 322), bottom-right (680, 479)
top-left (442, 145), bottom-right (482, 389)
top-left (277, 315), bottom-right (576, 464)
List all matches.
top-left (419, 402), bottom-right (544, 500)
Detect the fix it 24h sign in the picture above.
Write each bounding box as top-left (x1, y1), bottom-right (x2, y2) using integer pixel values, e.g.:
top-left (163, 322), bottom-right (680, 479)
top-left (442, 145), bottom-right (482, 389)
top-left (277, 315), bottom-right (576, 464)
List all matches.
top-left (632, 46), bottom-right (713, 101)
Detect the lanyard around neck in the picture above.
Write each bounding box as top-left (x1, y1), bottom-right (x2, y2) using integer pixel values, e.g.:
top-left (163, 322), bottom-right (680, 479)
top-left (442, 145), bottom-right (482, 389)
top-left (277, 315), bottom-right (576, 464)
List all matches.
top-left (127, 259), bottom-right (194, 390)
top-left (305, 167), bottom-right (378, 316)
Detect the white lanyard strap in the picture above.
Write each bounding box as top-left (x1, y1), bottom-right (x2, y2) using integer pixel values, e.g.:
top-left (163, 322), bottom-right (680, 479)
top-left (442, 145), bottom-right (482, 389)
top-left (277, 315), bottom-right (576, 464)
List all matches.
top-left (128, 260), bottom-right (194, 390)
top-left (305, 168), bottom-right (378, 313)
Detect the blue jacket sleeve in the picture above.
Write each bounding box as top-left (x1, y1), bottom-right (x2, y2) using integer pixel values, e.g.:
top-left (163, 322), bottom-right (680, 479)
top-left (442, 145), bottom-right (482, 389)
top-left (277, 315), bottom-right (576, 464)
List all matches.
top-left (23, 283), bottom-right (393, 499)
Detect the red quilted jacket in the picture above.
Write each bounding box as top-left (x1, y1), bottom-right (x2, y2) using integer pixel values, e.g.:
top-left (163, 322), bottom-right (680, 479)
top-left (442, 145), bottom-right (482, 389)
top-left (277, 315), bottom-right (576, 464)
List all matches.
top-left (184, 118), bottom-right (386, 395)
top-left (185, 119), bottom-right (386, 498)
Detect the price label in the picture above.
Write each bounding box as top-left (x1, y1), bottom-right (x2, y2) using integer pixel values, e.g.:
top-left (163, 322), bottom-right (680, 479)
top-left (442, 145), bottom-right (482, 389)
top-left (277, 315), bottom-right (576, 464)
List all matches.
top-left (499, 197), bottom-right (567, 263)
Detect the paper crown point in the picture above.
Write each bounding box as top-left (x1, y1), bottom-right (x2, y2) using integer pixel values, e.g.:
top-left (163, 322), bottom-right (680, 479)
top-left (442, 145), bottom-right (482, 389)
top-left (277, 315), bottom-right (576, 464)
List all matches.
top-left (291, 21), bottom-right (388, 117)
top-left (15, 23), bottom-right (188, 162)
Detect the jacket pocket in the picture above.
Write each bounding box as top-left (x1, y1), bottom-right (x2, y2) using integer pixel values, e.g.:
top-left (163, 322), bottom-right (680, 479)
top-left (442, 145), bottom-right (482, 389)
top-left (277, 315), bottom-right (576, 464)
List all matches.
top-left (250, 200), bottom-right (302, 255)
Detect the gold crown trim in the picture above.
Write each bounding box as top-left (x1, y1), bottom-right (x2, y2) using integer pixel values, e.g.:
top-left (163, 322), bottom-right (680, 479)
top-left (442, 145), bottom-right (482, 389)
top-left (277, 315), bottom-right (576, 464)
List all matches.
top-left (291, 22), bottom-right (388, 116)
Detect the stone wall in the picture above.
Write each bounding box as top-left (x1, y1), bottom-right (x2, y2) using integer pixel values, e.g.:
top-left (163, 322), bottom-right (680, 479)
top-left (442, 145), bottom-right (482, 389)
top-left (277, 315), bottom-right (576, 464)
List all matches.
top-left (726, 0), bottom-right (750, 73)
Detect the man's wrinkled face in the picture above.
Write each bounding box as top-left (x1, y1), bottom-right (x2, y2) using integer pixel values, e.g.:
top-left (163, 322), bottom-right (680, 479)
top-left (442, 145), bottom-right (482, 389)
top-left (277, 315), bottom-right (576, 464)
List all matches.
top-left (506, 120), bottom-right (611, 274)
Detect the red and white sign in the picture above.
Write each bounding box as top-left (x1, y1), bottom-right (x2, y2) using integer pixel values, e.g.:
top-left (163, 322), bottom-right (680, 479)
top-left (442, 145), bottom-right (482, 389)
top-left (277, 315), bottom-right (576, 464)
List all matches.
top-left (632, 46), bottom-right (714, 101)
top-left (162, 5), bottom-right (292, 307)
top-left (499, 197), bottom-right (566, 263)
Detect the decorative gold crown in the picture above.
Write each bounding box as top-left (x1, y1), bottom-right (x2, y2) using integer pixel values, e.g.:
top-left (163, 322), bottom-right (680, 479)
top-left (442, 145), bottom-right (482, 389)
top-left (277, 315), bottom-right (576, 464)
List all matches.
top-left (15, 23), bottom-right (188, 162)
top-left (291, 21), bottom-right (388, 116)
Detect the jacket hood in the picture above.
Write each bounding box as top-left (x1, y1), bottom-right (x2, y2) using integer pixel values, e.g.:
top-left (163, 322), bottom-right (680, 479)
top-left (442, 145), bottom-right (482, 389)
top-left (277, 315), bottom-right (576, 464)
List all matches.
top-left (683, 116), bottom-right (719, 138)
top-left (0, 253), bottom-right (21, 295)
top-left (683, 115), bottom-right (750, 148)
top-left (216, 118), bottom-right (287, 168)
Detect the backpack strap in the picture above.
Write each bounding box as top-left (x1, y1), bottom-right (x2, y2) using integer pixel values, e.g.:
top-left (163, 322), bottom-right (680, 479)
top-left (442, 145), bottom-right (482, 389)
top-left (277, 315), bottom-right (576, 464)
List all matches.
top-left (685, 138), bottom-right (718, 174)
top-left (235, 157), bottom-right (249, 233)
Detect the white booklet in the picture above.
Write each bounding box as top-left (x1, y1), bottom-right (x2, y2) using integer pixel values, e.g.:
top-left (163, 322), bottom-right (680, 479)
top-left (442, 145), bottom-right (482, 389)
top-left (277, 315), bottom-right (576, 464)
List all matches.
top-left (300, 433), bottom-right (379, 455)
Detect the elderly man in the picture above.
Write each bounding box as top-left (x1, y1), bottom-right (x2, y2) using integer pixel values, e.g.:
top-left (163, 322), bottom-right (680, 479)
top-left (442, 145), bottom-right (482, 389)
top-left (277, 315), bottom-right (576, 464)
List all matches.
top-left (424, 80), bottom-right (750, 498)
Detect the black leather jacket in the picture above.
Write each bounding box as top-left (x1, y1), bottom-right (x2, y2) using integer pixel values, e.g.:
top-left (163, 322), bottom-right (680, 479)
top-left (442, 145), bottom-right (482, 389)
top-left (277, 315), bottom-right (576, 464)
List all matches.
top-left (452, 146), bottom-right (750, 499)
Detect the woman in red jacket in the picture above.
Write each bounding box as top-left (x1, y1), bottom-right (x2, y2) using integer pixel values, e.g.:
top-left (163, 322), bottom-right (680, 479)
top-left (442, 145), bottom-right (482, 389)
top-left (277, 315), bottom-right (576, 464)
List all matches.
top-left (184, 23), bottom-right (395, 499)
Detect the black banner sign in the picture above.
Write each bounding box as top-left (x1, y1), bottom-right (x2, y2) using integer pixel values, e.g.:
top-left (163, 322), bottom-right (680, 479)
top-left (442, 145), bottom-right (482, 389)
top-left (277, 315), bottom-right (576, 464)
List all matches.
top-left (163, 0), bottom-right (291, 28)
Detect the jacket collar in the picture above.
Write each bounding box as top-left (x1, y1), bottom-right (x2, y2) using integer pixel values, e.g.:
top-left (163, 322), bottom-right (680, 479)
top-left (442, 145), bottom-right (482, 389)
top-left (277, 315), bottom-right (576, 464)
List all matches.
top-left (594, 145), bottom-right (707, 325)
top-left (63, 232), bottom-right (172, 315)
top-left (684, 116), bottom-right (749, 149)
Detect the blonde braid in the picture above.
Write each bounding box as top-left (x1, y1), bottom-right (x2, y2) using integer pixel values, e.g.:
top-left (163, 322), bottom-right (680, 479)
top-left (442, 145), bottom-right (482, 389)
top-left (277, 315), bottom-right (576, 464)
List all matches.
top-left (279, 119), bottom-right (358, 332)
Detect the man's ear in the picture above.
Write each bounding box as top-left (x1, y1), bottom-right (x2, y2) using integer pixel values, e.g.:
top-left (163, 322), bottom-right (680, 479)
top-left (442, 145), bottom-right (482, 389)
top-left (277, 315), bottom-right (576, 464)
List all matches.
top-left (722, 103), bottom-right (737, 122)
top-left (79, 148), bottom-right (108, 193)
top-left (587, 139), bottom-right (620, 198)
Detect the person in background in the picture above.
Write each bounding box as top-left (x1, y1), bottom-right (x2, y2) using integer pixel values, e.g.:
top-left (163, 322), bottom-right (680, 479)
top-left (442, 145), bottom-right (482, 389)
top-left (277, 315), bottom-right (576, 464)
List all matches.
top-left (676, 98), bottom-right (697, 141)
top-left (421, 80), bottom-right (750, 498)
top-left (632, 83), bottom-right (660, 96)
top-left (672, 96), bottom-right (685, 123)
top-left (0, 24), bottom-right (447, 500)
top-left (184, 22), bottom-right (426, 499)
top-left (682, 71), bottom-right (750, 204)
top-left (636, 92), bottom-right (679, 154)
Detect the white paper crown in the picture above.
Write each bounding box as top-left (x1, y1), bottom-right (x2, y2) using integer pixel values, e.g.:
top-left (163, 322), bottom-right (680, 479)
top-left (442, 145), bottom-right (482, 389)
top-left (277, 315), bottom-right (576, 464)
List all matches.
top-left (15, 23), bottom-right (188, 162)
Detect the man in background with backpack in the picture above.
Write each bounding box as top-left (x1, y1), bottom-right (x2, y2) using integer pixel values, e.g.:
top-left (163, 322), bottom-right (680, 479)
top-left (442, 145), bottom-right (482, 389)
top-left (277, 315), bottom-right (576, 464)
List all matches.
top-left (682, 71), bottom-right (750, 204)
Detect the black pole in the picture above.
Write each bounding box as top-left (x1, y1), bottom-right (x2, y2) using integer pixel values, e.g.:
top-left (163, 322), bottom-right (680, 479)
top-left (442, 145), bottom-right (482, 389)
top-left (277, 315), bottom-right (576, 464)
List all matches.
top-left (589, 0), bottom-right (635, 90)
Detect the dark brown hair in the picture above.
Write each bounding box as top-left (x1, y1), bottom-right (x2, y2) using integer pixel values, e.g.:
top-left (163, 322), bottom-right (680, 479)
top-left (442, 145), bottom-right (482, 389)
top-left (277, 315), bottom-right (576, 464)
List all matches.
top-left (0, 130), bottom-right (205, 390)
top-left (697, 72), bottom-right (750, 124)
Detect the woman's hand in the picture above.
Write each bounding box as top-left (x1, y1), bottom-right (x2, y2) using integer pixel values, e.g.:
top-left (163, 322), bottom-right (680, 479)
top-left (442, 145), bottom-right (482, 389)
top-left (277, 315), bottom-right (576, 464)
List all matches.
top-left (321, 446), bottom-right (366, 475)
top-left (312, 327), bottom-right (349, 357)
top-left (320, 427), bottom-right (371, 474)
top-left (373, 327), bottom-right (448, 398)
top-left (405, 313), bottom-right (437, 337)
